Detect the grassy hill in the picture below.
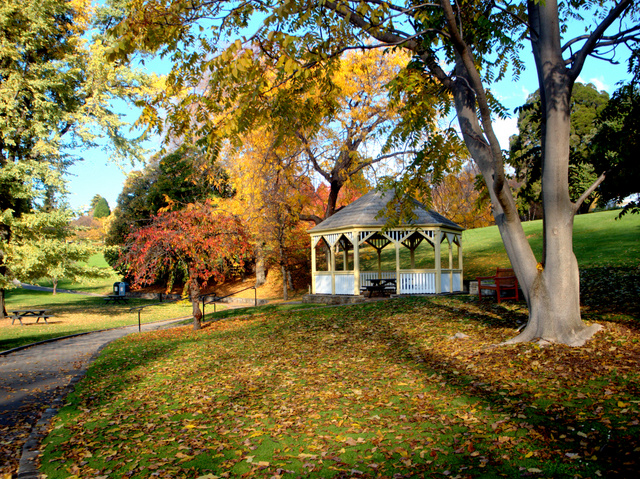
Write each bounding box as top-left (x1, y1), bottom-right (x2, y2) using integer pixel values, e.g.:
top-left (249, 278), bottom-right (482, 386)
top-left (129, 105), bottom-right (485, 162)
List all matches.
top-left (462, 209), bottom-right (640, 280)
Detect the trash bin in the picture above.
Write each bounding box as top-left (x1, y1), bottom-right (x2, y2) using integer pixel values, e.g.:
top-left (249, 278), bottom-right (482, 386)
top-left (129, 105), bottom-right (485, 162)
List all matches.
top-left (113, 282), bottom-right (127, 296)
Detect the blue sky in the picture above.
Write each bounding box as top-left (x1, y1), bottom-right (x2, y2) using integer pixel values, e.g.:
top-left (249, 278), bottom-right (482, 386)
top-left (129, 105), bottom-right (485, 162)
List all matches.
top-left (64, 17), bottom-right (633, 213)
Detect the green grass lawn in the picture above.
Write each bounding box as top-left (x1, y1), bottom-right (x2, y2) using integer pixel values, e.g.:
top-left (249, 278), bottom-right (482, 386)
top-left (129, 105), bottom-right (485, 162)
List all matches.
top-left (33, 252), bottom-right (122, 294)
top-left (0, 289), bottom-right (196, 351)
top-left (462, 209), bottom-right (640, 279)
top-left (40, 296), bottom-right (640, 478)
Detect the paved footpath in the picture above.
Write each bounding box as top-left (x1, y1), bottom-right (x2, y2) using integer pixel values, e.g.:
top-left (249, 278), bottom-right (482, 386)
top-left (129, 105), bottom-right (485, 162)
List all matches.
top-left (0, 318), bottom-right (186, 478)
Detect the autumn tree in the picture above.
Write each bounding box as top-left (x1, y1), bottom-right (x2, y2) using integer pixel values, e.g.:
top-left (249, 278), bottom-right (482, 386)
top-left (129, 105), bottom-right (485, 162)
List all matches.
top-left (430, 163), bottom-right (493, 230)
top-left (118, 202), bottom-right (250, 329)
top-left (221, 130), bottom-right (312, 295)
top-left (294, 49), bottom-right (414, 223)
top-left (105, 145), bottom-right (232, 268)
top-left (110, 1), bottom-right (640, 346)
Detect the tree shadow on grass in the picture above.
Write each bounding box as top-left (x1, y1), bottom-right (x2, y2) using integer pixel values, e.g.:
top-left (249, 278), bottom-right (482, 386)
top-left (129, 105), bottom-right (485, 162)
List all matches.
top-left (365, 305), bottom-right (640, 477)
top-left (283, 296), bottom-right (638, 477)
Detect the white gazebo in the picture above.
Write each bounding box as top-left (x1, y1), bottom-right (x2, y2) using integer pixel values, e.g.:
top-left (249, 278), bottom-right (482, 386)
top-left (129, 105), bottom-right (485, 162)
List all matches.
top-left (309, 190), bottom-right (464, 296)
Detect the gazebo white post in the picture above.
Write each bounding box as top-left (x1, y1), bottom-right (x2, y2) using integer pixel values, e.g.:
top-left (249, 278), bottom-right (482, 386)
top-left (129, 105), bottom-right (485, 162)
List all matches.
top-left (377, 248), bottom-right (382, 279)
top-left (311, 237), bottom-right (317, 294)
top-left (458, 234), bottom-right (464, 273)
top-left (435, 229), bottom-right (442, 293)
top-left (353, 231), bottom-right (360, 295)
top-left (448, 234), bottom-right (454, 290)
top-left (395, 233), bottom-right (401, 294)
top-left (330, 241), bottom-right (336, 295)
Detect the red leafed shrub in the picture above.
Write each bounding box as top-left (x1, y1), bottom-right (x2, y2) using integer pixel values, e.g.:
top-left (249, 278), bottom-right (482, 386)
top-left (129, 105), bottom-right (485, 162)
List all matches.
top-left (117, 202), bottom-right (250, 328)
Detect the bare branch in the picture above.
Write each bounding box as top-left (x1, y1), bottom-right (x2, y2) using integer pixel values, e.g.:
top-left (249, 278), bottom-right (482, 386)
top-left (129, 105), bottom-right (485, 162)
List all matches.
top-left (568, 0), bottom-right (635, 80)
top-left (573, 171), bottom-right (607, 215)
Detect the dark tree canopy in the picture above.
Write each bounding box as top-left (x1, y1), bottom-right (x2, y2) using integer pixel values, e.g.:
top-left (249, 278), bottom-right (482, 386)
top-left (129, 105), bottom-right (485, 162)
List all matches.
top-left (591, 83), bottom-right (640, 216)
top-left (105, 145), bottom-right (233, 267)
top-left (508, 83), bottom-right (610, 218)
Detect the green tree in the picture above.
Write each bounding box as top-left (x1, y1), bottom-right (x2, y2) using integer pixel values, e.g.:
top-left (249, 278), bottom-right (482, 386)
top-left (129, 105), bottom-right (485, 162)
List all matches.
top-left (109, 1), bottom-right (640, 346)
top-left (105, 145), bottom-right (233, 269)
top-left (9, 209), bottom-right (110, 294)
top-left (509, 83), bottom-right (610, 218)
top-left (0, 0), bottom-right (152, 315)
top-left (591, 83), bottom-right (640, 216)
top-left (93, 196), bottom-right (111, 218)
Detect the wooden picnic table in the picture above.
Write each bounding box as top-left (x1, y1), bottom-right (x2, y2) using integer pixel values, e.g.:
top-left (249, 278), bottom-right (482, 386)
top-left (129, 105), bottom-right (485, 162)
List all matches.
top-left (9, 309), bottom-right (53, 326)
top-left (104, 295), bottom-right (129, 304)
top-left (363, 278), bottom-right (397, 297)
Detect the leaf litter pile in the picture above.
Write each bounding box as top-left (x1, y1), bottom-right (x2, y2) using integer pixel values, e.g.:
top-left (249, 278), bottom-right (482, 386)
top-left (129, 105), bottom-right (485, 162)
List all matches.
top-left (41, 296), bottom-right (639, 478)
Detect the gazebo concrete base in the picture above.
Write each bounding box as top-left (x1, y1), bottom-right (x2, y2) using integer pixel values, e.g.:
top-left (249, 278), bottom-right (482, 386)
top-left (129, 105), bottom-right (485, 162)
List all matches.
top-left (302, 294), bottom-right (366, 305)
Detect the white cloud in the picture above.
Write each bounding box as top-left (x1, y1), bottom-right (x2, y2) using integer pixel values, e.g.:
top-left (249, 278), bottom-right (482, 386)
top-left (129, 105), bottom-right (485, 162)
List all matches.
top-left (577, 75), bottom-right (611, 93)
top-left (492, 117), bottom-right (519, 149)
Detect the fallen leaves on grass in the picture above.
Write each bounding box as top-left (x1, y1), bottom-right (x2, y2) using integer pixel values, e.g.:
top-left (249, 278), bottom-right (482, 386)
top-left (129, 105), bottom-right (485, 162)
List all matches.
top-left (40, 296), bottom-right (640, 478)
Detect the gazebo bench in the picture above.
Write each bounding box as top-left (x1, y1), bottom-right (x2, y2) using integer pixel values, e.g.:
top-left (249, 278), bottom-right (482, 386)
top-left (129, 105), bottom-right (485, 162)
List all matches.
top-left (476, 268), bottom-right (519, 303)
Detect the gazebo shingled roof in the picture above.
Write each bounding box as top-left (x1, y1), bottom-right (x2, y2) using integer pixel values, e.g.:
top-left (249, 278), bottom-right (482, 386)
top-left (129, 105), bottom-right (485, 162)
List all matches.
top-left (309, 189), bottom-right (463, 233)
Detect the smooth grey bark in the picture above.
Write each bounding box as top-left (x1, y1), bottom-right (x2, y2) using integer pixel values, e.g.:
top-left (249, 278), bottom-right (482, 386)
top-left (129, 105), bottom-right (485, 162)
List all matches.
top-left (255, 242), bottom-right (267, 287)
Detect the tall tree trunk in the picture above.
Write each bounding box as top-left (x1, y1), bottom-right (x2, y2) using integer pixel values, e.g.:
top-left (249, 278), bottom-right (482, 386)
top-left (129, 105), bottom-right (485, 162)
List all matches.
top-left (0, 288), bottom-right (6, 318)
top-left (189, 278), bottom-right (202, 330)
top-left (255, 242), bottom-right (267, 287)
top-left (52, 278), bottom-right (58, 295)
top-left (506, 0), bottom-right (601, 345)
top-left (324, 179), bottom-right (343, 219)
top-left (449, 1), bottom-right (601, 346)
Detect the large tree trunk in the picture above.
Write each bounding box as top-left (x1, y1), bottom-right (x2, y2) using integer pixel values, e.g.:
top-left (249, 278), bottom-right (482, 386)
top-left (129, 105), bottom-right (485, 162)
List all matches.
top-left (448, 0), bottom-right (601, 346)
top-left (0, 288), bottom-right (6, 318)
top-left (506, 0), bottom-right (601, 345)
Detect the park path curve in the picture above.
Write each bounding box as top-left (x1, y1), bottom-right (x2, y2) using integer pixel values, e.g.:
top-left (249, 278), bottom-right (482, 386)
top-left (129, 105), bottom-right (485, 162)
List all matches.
top-left (0, 318), bottom-right (186, 478)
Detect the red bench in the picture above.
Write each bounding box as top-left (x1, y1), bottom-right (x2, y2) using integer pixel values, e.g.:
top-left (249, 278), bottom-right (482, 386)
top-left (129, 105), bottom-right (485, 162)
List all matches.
top-left (477, 268), bottom-right (519, 303)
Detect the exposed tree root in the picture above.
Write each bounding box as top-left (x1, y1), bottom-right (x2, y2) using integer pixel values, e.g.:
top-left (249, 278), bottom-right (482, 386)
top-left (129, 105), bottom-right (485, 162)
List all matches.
top-left (503, 322), bottom-right (603, 347)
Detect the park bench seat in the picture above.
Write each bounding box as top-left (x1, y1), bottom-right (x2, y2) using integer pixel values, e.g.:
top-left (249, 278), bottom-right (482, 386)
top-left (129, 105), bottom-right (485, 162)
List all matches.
top-left (476, 268), bottom-right (519, 303)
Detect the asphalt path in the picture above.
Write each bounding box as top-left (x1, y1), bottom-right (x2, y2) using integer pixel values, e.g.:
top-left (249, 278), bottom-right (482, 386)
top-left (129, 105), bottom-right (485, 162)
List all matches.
top-left (0, 317), bottom-right (187, 478)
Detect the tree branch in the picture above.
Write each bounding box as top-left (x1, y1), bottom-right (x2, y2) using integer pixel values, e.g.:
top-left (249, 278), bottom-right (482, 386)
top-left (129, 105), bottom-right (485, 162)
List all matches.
top-left (572, 171), bottom-right (607, 215)
top-left (567, 0), bottom-right (634, 80)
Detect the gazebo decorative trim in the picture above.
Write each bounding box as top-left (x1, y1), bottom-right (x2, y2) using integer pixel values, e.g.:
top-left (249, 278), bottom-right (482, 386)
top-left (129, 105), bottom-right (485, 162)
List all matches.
top-left (308, 190), bottom-right (464, 296)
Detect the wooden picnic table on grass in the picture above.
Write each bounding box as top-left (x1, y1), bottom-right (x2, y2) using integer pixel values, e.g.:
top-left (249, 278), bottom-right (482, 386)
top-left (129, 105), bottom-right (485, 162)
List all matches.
top-left (363, 278), bottom-right (397, 297)
top-left (9, 309), bottom-right (53, 326)
top-left (104, 295), bottom-right (129, 304)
